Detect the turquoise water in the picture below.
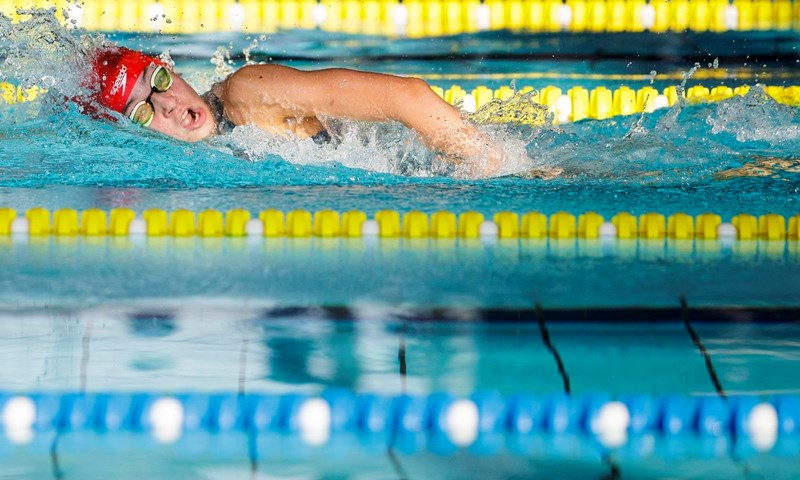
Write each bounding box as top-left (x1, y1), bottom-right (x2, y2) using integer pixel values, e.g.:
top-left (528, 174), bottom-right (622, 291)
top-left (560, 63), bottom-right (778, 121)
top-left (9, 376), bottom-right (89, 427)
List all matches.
top-left (2, 312), bottom-right (798, 395)
top-left (1, 236), bottom-right (799, 309)
top-left (2, 429), bottom-right (795, 479)
top-left (1, 19), bottom-right (799, 222)
top-left (1, 17), bottom-right (798, 311)
top-left (2, 89), bottom-right (799, 217)
top-left (1, 313), bottom-right (800, 479)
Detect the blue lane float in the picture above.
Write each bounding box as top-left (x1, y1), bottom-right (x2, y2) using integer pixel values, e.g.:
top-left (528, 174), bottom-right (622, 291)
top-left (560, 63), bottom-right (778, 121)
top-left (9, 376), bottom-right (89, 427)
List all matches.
top-left (0, 390), bottom-right (793, 451)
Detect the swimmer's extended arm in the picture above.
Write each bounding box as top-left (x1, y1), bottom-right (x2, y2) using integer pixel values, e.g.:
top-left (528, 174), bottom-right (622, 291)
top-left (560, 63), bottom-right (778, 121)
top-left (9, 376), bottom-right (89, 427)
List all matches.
top-left (223, 64), bottom-right (502, 176)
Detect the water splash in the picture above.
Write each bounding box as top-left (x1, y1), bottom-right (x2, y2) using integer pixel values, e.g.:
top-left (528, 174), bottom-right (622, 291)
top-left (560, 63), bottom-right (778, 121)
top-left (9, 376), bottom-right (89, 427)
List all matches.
top-left (0, 6), bottom-right (103, 100)
top-left (519, 83), bottom-right (800, 184)
top-left (211, 119), bottom-right (533, 179)
top-left (210, 46), bottom-right (235, 79)
top-left (676, 62), bottom-right (702, 108)
top-left (707, 87), bottom-right (800, 144)
top-left (1, 9), bottom-right (799, 187)
top-left (468, 89), bottom-right (547, 127)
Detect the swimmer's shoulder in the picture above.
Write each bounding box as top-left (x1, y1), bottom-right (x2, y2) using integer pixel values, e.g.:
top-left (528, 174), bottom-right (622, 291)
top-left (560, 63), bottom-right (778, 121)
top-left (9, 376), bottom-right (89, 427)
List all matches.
top-left (219, 64), bottom-right (309, 114)
top-left (211, 65), bottom-right (307, 128)
top-left (224, 64), bottom-right (301, 93)
top-left (210, 64), bottom-right (293, 111)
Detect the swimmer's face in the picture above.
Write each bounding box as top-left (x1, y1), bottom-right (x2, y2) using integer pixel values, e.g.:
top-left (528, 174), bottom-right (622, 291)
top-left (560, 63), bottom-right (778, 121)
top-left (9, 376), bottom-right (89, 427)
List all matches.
top-left (123, 64), bottom-right (215, 142)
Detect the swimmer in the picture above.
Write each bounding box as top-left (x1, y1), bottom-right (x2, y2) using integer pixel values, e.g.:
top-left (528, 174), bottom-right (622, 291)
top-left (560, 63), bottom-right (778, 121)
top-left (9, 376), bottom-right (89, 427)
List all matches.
top-left (81, 46), bottom-right (504, 177)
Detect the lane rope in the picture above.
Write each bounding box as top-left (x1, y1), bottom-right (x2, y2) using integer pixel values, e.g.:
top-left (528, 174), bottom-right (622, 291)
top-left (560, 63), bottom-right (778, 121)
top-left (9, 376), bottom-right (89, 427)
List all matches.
top-left (1, 207), bottom-right (797, 241)
top-left (2, 0), bottom-right (798, 35)
top-left (0, 389), bottom-right (791, 452)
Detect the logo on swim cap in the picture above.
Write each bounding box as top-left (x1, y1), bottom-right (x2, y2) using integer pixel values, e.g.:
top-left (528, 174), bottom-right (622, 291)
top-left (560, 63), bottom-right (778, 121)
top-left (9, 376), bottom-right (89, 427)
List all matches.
top-left (82, 46), bottom-right (165, 115)
top-left (109, 65), bottom-right (128, 97)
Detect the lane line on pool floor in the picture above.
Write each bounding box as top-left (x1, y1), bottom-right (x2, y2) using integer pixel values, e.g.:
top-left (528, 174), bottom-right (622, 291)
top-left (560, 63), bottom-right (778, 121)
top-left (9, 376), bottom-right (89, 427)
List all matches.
top-left (398, 331), bottom-right (408, 392)
top-left (387, 327), bottom-right (411, 480)
top-left (387, 448), bottom-right (410, 480)
top-left (239, 335), bottom-right (261, 476)
top-left (535, 304), bottom-right (571, 395)
top-left (50, 434), bottom-right (64, 480)
top-left (602, 454), bottom-right (622, 480)
top-left (681, 296), bottom-right (727, 398)
top-left (80, 317), bottom-right (93, 394)
top-left (239, 336), bottom-right (250, 396)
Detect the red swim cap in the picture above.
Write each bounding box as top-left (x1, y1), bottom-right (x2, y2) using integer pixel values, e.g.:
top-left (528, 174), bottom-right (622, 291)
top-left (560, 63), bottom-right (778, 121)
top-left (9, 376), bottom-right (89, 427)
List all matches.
top-left (86, 46), bottom-right (165, 114)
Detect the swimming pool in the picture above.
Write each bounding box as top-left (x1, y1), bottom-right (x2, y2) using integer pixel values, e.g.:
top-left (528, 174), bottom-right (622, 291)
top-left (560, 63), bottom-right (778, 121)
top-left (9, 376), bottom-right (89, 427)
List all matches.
top-left (2, 2), bottom-right (800, 478)
top-left (1, 311), bottom-right (800, 478)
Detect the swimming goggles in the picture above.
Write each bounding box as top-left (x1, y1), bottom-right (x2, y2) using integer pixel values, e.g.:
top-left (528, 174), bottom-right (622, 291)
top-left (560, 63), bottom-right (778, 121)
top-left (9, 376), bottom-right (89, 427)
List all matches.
top-left (128, 65), bottom-right (173, 128)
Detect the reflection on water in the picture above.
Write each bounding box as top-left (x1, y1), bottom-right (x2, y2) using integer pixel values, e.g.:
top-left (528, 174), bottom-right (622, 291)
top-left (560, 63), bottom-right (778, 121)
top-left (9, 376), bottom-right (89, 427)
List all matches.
top-left (1, 308), bottom-right (799, 397)
top-left (715, 157), bottom-right (800, 180)
top-left (128, 312), bottom-right (177, 337)
top-left (1, 236), bottom-right (799, 312)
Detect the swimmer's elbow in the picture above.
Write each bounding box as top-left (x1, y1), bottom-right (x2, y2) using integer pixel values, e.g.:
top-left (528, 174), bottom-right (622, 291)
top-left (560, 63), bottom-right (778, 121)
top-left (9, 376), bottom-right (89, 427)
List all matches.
top-left (391, 77), bottom-right (439, 120)
top-left (398, 77), bottom-right (434, 102)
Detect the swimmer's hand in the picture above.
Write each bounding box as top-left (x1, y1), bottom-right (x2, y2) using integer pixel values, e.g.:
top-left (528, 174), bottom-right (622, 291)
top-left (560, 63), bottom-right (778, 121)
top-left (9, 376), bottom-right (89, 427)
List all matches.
top-left (514, 166), bottom-right (563, 180)
top-left (432, 127), bottom-right (509, 178)
top-left (449, 149), bottom-right (563, 180)
top-left (439, 140), bottom-right (504, 178)
top-left (475, 142), bottom-right (505, 177)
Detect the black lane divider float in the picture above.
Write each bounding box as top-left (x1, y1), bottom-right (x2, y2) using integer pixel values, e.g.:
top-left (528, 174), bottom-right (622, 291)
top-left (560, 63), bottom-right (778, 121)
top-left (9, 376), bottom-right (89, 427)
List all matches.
top-left (536, 303), bottom-right (571, 395)
top-left (681, 296), bottom-right (727, 399)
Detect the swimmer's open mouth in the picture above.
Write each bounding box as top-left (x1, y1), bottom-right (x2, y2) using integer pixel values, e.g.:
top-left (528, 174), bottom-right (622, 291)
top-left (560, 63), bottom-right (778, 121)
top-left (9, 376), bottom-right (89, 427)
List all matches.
top-left (181, 109), bottom-right (204, 129)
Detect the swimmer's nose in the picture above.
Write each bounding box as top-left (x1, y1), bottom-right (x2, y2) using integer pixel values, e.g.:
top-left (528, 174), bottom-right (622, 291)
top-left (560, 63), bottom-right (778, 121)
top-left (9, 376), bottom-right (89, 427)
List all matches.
top-left (152, 91), bottom-right (177, 118)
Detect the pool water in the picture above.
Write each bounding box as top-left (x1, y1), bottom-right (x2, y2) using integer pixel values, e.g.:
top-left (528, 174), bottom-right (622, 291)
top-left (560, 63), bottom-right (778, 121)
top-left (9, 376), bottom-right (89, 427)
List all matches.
top-left (2, 311), bottom-right (799, 395)
top-left (1, 312), bottom-right (800, 479)
top-left (1, 235), bottom-right (799, 309)
top-left (2, 15), bottom-right (798, 312)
